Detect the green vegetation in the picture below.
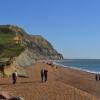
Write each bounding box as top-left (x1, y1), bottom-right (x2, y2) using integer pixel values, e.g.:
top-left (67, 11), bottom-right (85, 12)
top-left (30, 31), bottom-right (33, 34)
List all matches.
top-left (0, 26), bottom-right (24, 59)
top-left (32, 35), bottom-right (53, 50)
top-left (0, 44), bottom-right (24, 58)
top-left (0, 33), bottom-right (15, 44)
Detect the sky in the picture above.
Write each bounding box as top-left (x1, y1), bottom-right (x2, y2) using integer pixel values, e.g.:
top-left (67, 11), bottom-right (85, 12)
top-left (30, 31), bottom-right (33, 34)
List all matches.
top-left (0, 0), bottom-right (100, 59)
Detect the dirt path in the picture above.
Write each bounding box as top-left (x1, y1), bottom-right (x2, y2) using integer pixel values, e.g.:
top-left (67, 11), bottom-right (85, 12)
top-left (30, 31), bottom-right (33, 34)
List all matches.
top-left (0, 63), bottom-right (99, 100)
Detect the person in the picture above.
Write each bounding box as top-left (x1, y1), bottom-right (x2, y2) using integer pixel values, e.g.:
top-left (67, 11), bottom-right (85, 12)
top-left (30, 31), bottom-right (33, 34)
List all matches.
top-left (99, 74), bottom-right (100, 81)
top-left (12, 71), bottom-right (17, 84)
top-left (95, 74), bottom-right (98, 81)
top-left (44, 69), bottom-right (48, 82)
top-left (40, 69), bottom-right (44, 82)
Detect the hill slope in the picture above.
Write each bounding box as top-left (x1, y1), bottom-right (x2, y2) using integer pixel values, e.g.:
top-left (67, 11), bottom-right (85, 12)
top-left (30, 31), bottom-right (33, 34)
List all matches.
top-left (0, 25), bottom-right (24, 59)
top-left (0, 25), bottom-right (63, 68)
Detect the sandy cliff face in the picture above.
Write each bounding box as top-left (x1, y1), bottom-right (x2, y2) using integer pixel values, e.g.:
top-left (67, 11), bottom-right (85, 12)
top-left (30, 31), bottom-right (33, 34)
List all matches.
top-left (14, 49), bottom-right (36, 67)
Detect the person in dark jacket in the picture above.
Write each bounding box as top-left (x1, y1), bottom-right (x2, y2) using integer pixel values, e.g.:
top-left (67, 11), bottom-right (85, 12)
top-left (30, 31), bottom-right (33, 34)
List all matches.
top-left (95, 74), bottom-right (98, 81)
top-left (41, 69), bottom-right (44, 82)
top-left (99, 74), bottom-right (100, 81)
top-left (12, 71), bottom-right (17, 84)
top-left (44, 69), bottom-right (48, 82)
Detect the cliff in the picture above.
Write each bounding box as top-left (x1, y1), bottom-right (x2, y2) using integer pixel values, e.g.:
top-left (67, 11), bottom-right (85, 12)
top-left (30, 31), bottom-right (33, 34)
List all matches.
top-left (0, 25), bottom-right (63, 75)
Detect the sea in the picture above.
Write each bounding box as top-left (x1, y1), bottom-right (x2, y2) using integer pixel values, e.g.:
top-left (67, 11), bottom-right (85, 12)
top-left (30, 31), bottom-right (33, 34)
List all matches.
top-left (54, 59), bottom-right (100, 74)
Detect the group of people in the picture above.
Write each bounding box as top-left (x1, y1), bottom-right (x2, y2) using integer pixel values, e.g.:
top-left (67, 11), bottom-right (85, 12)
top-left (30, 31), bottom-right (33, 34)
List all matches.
top-left (41, 68), bottom-right (48, 82)
top-left (11, 68), bottom-right (48, 84)
top-left (95, 74), bottom-right (100, 81)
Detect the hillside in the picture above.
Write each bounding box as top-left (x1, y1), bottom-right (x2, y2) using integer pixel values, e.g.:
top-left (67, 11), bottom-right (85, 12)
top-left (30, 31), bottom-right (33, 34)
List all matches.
top-left (0, 25), bottom-right (24, 59)
top-left (0, 25), bottom-right (63, 76)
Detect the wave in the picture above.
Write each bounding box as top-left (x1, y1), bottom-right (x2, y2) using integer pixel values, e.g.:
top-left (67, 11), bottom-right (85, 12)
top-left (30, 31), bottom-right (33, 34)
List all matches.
top-left (53, 61), bottom-right (100, 74)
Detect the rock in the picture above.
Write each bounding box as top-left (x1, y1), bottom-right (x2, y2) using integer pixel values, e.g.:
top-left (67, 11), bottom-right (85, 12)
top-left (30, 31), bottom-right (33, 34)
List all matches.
top-left (0, 91), bottom-right (24, 100)
top-left (14, 49), bottom-right (35, 67)
top-left (8, 97), bottom-right (24, 100)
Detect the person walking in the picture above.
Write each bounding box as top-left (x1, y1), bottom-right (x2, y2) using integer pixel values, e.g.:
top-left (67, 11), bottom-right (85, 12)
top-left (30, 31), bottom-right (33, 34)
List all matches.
top-left (44, 69), bottom-right (48, 82)
top-left (41, 69), bottom-right (44, 82)
top-left (12, 71), bottom-right (17, 84)
top-left (99, 74), bottom-right (100, 81)
top-left (95, 74), bottom-right (98, 81)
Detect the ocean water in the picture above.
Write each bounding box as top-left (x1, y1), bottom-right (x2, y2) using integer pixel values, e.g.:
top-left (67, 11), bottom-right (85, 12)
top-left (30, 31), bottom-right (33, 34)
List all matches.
top-left (54, 59), bottom-right (100, 73)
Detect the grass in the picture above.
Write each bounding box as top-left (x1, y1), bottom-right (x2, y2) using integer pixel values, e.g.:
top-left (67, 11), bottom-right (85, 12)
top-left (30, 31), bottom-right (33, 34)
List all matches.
top-left (0, 33), bottom-right (15, 44)
top-left (0, 44), bottom-right (24, 58)
top-left (0, 33), bottom-right (24, 59)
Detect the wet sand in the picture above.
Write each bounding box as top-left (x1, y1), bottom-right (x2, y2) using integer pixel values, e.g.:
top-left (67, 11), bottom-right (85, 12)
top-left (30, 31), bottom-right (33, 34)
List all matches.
top-left (0, 62), bottom-right (100, 100)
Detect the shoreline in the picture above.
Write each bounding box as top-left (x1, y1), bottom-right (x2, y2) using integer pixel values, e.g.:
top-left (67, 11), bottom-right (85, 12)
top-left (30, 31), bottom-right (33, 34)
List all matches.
top-left (53, 61), bottom-right (99, 74)
top-left (47, 62), bottom-right (100, 98)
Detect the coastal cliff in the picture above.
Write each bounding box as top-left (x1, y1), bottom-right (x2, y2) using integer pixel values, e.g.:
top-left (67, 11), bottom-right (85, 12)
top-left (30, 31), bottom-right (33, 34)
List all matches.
top-left (0, 25), bottom-right (63, 76)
